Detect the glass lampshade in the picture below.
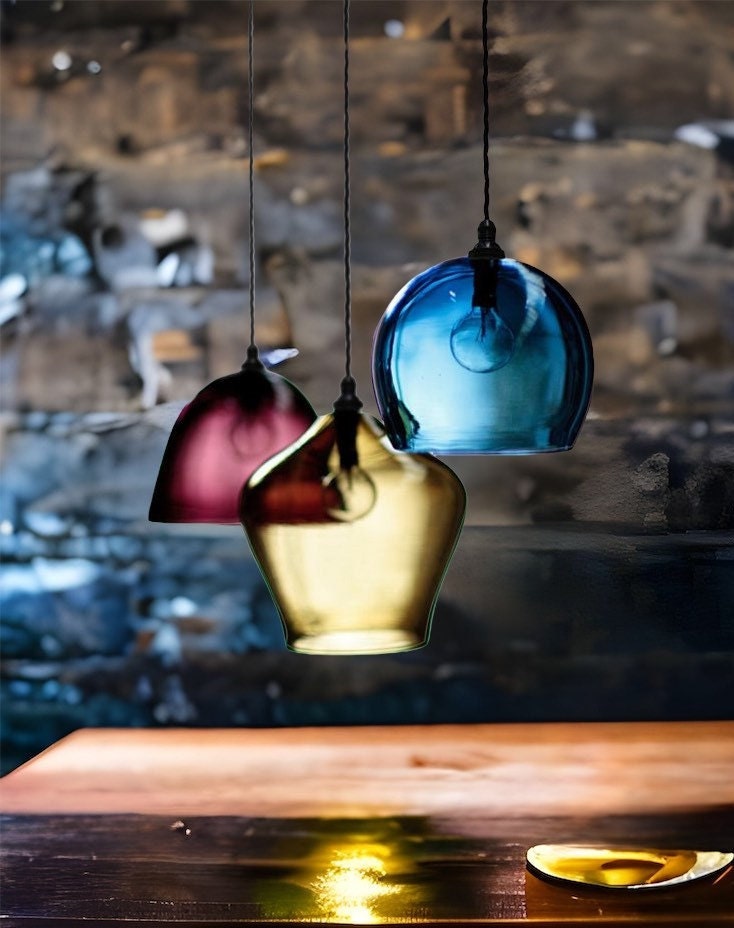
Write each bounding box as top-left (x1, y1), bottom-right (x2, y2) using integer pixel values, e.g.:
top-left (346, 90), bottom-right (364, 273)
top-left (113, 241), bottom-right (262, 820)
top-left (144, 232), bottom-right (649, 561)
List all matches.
top-left (240, 408), bottom-right (466, 654)
top-left (372, 256), bottom-right (593, 454)
top-left (149, 357), bottom-right (316, 524)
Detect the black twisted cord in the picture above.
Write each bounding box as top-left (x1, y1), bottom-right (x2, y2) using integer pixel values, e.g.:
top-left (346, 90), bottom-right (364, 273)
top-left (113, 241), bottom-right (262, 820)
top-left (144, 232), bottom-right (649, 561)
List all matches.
top-left (248, 0), bottom-right (256, 350)
top-left (342, 0), bottom-right (352, 382)
top-left (482, 0), bottom-right (490, 222)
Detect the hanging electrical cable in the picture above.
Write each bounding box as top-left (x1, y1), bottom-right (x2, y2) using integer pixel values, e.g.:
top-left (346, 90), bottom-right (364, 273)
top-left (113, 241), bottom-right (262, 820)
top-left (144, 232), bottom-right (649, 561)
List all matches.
top-left (149, 0), bottom-right (315, 524)
top-left (371, 0), bottom-right (593, 455)
top-left (240, 0), bottom-right (466, 655)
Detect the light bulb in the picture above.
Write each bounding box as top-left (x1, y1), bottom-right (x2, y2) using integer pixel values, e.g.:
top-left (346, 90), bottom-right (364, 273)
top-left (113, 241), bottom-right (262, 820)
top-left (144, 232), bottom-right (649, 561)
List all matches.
top-left (230, 410), bottom-right (275, 458)
top-left (323, 467), bottom-right (377, 522)
top-left (449, 303), bottom-right (514, 373)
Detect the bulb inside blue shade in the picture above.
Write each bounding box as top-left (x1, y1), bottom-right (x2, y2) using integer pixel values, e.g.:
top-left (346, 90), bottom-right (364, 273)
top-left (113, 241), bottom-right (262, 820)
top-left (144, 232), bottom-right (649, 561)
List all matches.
top-left (323, 467), bottom-right (377, 522)
top-left (372, 256), bottom-right (593, 455)
top-left (450, 304), bottom-right (515, 373)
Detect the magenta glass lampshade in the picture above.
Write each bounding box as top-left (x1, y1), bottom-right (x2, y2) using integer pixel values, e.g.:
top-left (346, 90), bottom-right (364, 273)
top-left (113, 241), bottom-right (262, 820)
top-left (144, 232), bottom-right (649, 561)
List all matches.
top-left (149, 353), bottom-right (316, 524)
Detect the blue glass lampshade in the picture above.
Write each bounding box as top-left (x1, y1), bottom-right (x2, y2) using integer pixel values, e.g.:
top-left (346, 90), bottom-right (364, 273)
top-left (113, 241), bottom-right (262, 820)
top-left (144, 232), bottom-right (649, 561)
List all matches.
top-left (372, 238), bottom-right (593, 454)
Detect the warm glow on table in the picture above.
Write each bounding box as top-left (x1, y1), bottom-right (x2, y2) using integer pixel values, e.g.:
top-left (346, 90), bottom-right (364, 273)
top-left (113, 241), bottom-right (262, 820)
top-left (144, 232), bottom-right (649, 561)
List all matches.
top-left (2, 722), bottom-right (733, 925)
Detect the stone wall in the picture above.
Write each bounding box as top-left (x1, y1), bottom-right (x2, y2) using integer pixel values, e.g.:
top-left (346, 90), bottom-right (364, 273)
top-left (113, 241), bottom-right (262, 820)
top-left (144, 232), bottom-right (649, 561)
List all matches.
top-left (1, 0), bottom-right (733, 773)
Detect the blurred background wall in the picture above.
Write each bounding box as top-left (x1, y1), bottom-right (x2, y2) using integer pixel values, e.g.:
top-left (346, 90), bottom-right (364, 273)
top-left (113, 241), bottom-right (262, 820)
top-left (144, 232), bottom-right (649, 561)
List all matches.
top-left (1, 0), bottom-right (733, 774)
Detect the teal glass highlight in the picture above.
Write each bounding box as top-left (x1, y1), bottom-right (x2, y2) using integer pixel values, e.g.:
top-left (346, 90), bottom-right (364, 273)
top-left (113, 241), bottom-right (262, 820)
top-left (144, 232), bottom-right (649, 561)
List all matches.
top-left (372, 257), bottom-right (593, 454)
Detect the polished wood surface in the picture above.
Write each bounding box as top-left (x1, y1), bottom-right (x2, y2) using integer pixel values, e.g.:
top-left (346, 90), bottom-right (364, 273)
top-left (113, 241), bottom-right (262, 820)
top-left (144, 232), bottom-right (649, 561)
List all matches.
top-left (3, 721), bottom-right (733, 818)
top-left (1, 722), bottom-right (733, 925)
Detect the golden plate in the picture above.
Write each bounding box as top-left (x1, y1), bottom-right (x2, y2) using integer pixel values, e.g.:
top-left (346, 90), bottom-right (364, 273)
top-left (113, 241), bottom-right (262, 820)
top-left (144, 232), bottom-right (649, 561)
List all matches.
top-left (527, 844), bottom-right (734, 890)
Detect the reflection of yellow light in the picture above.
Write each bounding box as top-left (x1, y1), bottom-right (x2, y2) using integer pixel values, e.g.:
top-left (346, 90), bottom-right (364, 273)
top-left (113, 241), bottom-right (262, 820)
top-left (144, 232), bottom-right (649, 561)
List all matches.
top-left (293, 630), bottom-right (416, 654)
top-left (311, 847), bottom-right (400, 924)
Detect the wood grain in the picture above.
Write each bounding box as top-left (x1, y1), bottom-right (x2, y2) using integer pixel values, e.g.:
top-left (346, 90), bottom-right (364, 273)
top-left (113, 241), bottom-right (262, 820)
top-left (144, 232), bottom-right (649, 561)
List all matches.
top-left (1, 723), bottom-right (733, 924)
top-left (2, 811), bottom-right (733, 925)
top-left (2, 722), bottom-right (733, 818)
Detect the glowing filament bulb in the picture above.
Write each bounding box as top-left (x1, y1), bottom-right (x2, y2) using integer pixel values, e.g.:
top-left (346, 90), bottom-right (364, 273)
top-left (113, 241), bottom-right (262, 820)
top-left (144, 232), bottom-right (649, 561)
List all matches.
top-left (323, 466), bottom-right (377, 522)
top-left (450, 303), bottom-right (514, 372)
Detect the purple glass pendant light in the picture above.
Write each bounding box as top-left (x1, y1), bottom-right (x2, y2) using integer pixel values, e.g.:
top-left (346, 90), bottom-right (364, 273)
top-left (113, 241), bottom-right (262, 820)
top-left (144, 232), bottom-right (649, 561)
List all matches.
top-left (240, 0), bottom-right (466, 655)
top-left (371, 0), bottom-right (593, 454)
top-left (149, 1), bottom-right (315, 524)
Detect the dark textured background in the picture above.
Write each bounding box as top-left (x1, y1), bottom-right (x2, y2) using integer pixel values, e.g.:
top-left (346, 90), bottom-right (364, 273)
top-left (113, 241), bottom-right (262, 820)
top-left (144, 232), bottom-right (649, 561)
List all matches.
top-left (1, 0), bottom-right (733, 774)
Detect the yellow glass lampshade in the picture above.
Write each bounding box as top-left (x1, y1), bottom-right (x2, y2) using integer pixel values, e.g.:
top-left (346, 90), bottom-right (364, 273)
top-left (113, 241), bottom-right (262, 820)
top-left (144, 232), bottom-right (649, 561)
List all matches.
top-left (240, 406), bottom-right (466, 655)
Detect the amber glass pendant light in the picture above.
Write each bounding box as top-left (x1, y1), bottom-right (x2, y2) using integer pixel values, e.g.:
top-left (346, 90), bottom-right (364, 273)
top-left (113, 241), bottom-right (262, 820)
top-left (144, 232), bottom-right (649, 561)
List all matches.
top-left (240, 0), bottom-right (466, 655)
top-left (149, 1), bottom-right (315, 524)
top-left (371, 0), bottom-right (593, 454)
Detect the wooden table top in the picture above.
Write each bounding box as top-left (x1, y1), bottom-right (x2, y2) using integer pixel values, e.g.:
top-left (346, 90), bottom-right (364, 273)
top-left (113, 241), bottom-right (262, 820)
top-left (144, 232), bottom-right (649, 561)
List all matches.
top-left (2, 722), bottom-right (733, 925)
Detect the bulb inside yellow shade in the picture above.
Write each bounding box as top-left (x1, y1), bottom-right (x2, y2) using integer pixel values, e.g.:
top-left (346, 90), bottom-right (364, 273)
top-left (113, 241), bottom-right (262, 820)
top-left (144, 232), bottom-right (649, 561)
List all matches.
top-left (322, 467), bottom-right (377, 522)
top-left (241, 411), bottom-right (465, 654)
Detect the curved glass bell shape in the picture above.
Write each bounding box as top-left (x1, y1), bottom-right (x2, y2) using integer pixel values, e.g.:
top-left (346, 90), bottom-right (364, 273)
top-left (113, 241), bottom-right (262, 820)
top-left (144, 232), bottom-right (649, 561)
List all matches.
top-left (240, 411), bottom-right (466, 655)
top-left (372, 257), bottom-right (594, 454)
top-left (149, 364), bottom-right (316, 524)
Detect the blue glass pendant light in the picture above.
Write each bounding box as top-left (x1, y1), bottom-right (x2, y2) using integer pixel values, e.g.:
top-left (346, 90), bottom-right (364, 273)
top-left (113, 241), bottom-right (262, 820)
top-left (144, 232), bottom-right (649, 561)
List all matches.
top-left (372, 1), bottom-right (593, 454)
top-left (149, 1), bottom-right (315, 523)
top-left (240, 0), bottom-right (466, 655)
